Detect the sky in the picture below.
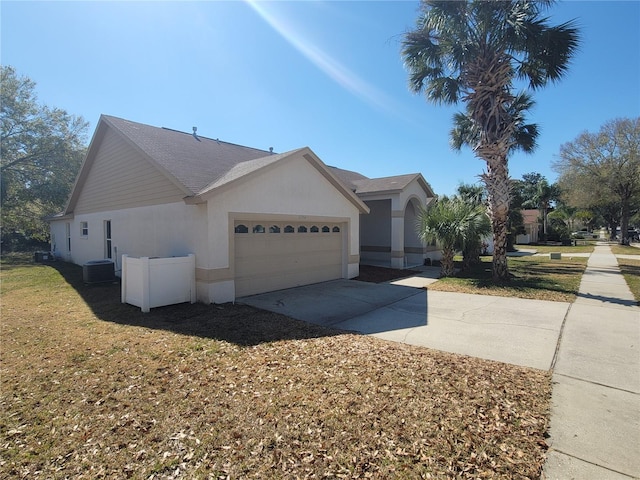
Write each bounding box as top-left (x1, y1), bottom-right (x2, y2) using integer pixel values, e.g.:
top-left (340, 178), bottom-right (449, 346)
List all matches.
top-left (2, 0), bottom-right (639, 196)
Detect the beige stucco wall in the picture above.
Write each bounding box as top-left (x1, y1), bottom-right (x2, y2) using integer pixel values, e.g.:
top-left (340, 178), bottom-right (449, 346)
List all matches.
top-left (358, 178), bottom-right (435, 268)
top-left (50, 202), bottom-right (208, 271)
top-left (201, 154), bottom-right (362, 303)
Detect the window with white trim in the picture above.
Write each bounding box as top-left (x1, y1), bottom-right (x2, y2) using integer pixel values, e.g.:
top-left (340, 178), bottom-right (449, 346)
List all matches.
top-left (80, 221), bottom-right (88, 237)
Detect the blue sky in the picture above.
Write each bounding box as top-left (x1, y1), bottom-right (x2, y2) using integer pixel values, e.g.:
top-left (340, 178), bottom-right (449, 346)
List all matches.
top-left (2, 1), bottom-right (639, 196)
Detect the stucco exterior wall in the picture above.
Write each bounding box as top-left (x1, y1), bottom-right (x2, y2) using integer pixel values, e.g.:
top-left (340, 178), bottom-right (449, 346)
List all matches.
top-left (360, 199), bottom-right (392, 264)
top-left (50, 202), bottom-right (207, 273)
top-left (201, 154), bottom-right (362, 303)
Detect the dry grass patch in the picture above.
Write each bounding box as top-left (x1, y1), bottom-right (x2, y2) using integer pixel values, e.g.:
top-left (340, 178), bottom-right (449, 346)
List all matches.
top-left (610, 244), bottom-right (640, 256)
top-left (522, 244), bottom-right (595, 254)
top-left (1, 256), bottom-right (551, 479)
top-left (427, 256), bottom-right (586, 302)
top-left (616, 257), bottom-right (640, 305)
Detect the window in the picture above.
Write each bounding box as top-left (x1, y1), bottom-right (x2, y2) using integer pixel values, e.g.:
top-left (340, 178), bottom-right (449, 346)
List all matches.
top-left (253, 224), bottom-right (265, 234)
top-left (80, 221), bottom-right (88, 237)
top-left (310, 225), bottom-right (319, 233)
top-left (66, 223), bottom-right (71, 252)
top-left (332, 226), bottom-right (341, 233)
top-left (269, 225), bottom-right (281, 233)
top-left (235, 224), bottom-right (249, 233)
top-left (321, 226), bottom-right (330, 233)
top-left (298, 225), bottom-right (307, 233)
top-left (284, 225), bottom-right (295, 233)
top-left (104, 220), bottom-right (112, 259)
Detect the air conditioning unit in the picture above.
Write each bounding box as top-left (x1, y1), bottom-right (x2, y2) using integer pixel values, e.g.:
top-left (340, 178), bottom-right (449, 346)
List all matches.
top-left (34, 251), bottom-right (54, 262)
top-left (83, 260), bottom-right (115, 284)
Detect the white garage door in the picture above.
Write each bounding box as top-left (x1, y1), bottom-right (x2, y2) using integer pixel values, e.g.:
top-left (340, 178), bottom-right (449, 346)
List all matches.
top-left (234, 221), bottom-right (344, 297)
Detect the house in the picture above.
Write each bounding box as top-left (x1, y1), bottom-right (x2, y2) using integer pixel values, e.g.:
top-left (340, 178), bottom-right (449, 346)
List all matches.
top-left (516, 209), bottom-right (540, 244)
top-left (329, 167), bottom-right (437, 268)
top-left (50, 115), bottom-right (435, 304)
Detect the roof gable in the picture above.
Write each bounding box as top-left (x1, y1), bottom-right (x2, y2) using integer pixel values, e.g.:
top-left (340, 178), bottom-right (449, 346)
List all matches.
top-left (189, 147), bottom-right (369, 214)
top-left (64, 115), bottom-right (368, 215)
top-left (102, 115), bottom-right (274, 195)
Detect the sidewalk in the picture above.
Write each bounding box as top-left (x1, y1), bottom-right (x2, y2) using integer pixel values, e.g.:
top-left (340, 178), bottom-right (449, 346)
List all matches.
top-left (543, 244), bottom-right (640, 479)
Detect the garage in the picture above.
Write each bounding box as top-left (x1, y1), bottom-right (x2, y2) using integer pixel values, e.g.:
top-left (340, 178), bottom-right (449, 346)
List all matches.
top-left (234, 220), bottom-right (345, 297)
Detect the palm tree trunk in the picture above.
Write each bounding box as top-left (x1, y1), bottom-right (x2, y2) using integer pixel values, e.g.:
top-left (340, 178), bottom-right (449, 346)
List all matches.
top-left (466, 50), bottom-right (514, 281)
top-left (440, 246), bottom-right (455, 277)
top-left (481, 159), bottom-right (511, 281)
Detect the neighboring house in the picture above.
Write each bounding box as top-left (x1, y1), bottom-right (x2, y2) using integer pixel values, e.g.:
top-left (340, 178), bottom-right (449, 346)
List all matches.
top-left (49, 115), bottom-right (436, 303)
top-left (329, 167), bottom-right (437, 268)
top-left (516, 209), bottom-right (540, 244)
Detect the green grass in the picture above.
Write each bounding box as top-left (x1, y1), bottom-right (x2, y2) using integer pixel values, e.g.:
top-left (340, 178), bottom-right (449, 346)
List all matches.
top-left (430, 255), bottom-right (587, 302)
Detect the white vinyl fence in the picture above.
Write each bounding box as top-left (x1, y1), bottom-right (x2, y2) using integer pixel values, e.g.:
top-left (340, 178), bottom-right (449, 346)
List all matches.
top-left (121, 254), bottom-right (196, 312)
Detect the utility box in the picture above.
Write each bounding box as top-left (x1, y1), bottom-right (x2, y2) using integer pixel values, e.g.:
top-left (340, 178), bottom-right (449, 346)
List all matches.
top-left (550, 252), bottom-right (562, 260)
top-left (83, 260), bottom-right (115, 284)
top-left (34, 251), bottom-right (54, 262)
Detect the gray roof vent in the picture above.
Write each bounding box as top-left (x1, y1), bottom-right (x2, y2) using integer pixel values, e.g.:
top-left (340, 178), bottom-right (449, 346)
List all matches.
top-left (269, 147), bottom-right (274, 154)
top-left (192, 127), bottom-right (200, 141)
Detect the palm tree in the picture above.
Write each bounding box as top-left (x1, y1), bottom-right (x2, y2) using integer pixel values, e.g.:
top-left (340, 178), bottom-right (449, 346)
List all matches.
top-left (456, 184), bottom-right (491, 269)
top-left (533, 179), bottom-right (561, 239)
top-left (402, 1), bottom-right (579, 280)
top-left (417, 197), bottom-right (490, 277)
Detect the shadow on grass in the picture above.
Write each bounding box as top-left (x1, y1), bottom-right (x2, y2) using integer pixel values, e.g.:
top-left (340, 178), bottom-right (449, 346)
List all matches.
top-left (31, 259), bottom-right (345, 347)
top-left (450, 257), bottom-right (585, 297)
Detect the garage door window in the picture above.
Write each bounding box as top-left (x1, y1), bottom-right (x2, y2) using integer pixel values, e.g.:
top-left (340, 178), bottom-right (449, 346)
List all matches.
top-left (235, 222), bottom-right (343, 235)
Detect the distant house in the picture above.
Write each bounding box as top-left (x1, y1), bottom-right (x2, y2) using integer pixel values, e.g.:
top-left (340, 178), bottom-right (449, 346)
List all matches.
top-left (516, 209), bottom-right (540, 244)
top-left (50, 115), bottom-right (435, 304)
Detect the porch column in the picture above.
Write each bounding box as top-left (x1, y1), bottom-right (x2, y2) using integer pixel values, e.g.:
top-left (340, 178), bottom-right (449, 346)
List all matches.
top-left (391, 209), bottom-right (405, 269)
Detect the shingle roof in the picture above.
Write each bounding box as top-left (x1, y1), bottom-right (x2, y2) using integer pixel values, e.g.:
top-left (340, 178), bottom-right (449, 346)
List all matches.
top-left (327, 166), bottom-right (369, 191)
top-left (330, 166), bottom-right (433, 197)
top-left (102, 115), bottom-right (278, 195)
top-left (351, 174), bottom-right (422, 194)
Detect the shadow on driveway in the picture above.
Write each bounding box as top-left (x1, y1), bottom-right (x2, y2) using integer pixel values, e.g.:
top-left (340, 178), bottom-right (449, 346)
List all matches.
top-left (239, 279), bottom-right (427, 332)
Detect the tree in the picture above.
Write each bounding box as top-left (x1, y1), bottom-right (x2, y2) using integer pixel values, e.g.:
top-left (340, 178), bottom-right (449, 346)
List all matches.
top-left (553, 118), bottom-right (640, 244)
top-left (417, 196), bottom-right (490, 277)
top-left (1, 66), bottom-right (88, 250)
top-left (402, 0), bottom-right (579, 280)
top-left (456, 183), bottom-right (491, 269)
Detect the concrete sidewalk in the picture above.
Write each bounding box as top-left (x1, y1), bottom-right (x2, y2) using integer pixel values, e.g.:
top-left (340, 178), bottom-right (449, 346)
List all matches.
top-left (543, 244), bottom-right (640, 479)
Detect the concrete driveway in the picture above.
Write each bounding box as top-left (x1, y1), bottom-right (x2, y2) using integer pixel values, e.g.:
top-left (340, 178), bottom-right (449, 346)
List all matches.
top-left (240, 277), bottom-right (570, 370)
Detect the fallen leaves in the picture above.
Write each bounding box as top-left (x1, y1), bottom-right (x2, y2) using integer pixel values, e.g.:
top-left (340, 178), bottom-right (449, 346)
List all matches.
top-left (1, 258), bottom-right (552, 479)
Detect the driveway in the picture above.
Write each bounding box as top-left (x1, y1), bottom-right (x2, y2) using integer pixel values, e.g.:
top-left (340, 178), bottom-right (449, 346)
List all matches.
top-left (240, 276), bottom-right (570, 370)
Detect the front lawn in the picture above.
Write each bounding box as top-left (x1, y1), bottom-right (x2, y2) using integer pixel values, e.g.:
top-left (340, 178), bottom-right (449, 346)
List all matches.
top-left (428, 255), bottom-right (587, 302)
top-left (518, 244), bottom-right (595, 254)
top-left (1, 256), bottom-right (551, 479)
